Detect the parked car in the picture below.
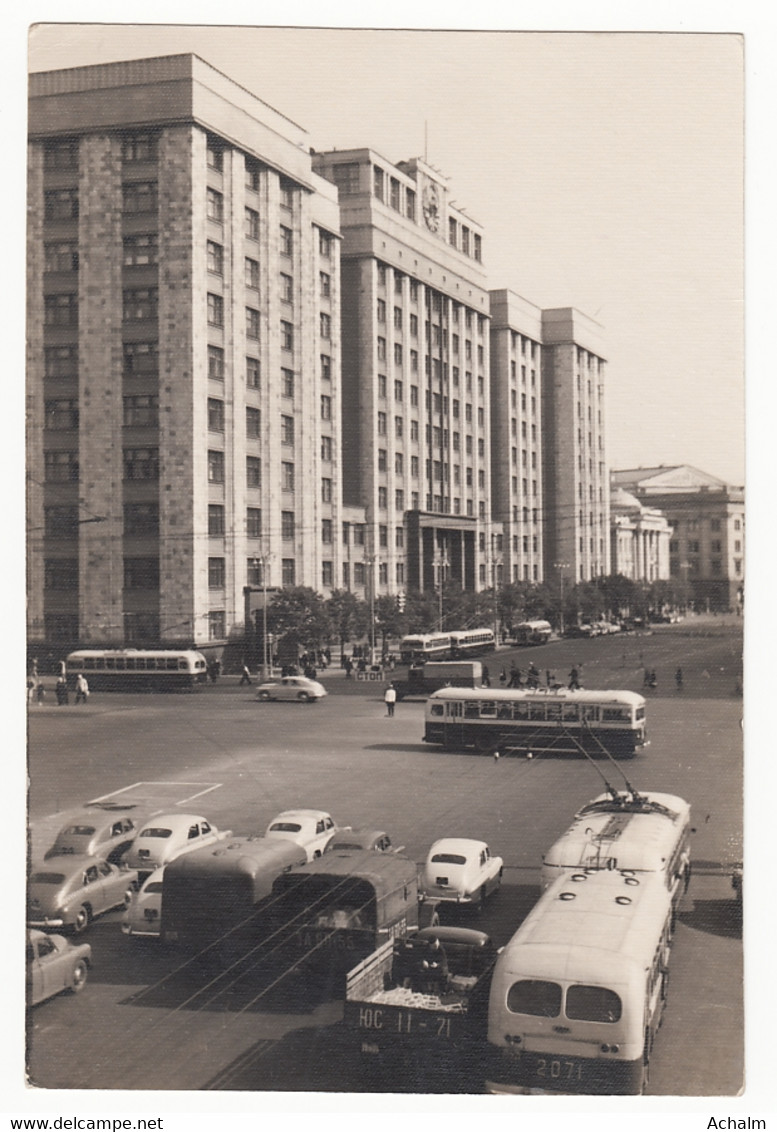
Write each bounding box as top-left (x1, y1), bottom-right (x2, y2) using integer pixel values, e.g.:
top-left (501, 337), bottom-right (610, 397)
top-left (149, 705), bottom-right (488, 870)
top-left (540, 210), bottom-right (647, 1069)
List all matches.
top-left (27, 929), bottom-right (91, 1005)
top-left (420, 838), bottom-right (503, 908)
top-left (255, 676), bottom-right (327, 703)
top-left (123, 814), bottom-right (225, 876)
top-left (564, 624), bottom-right (596, 638)
top-left (327, 828), bottom-right (397, 854)
top-left (43, 808), bottom-right (139, 865)
top-left (265, 809), bottom-right (339, 860)
top-left (122, 867), bottom-right (165, 938)
top-left (28, 855), bottom-right (139, 933)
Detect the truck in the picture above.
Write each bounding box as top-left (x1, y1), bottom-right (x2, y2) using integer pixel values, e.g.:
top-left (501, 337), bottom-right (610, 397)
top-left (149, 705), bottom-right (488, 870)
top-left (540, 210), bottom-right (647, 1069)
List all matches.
top-left (343, 925), bottom-right (498, 1087)
top-left (269, 849), bottom-right (439, 990)
top-left (394, 660), bottom-right (482, 701)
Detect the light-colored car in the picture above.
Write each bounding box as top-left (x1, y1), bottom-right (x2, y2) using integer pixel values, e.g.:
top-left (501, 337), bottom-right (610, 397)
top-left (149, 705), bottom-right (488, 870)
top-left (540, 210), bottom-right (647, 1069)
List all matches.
top-left (255, 676), bottom-right (327, 703)
top-left (420, 838), bottom-right (503, 908)
top-left (27, 929), bottom-right (91, 1005)
top-left (265, 809), bottom-right (338, 860)
top-left (28, 855), bottom-right (139, 933)
top-left (327, 829), bottom-right (397, 854)
top-left (122, 867), bottom-right (165, 938)
top-left (43, 808), bottom-right (139, 865)
top-left (123, 814), bottom-right (225, 875)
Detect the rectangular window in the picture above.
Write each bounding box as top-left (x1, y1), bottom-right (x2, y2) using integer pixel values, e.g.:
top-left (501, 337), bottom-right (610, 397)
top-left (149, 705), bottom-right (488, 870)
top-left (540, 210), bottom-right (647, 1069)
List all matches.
top-left (320, 272), bottom-right (331, 298)
top-left (394, 343), bottom-right (403, 366)
top-left (123, 342), bottom-right (157, 375)
top-left (45, 345), bottom-right (78, 378)
top-left (123, 448), bottom-right (159, 481)
top-left (208, 505), bottom-right (225, 536)
top-left (378, 448), bottom-right (387, 472)
top-left (206, 141), bottom-right (223, 172)
top-left (208, 558), bottom-right (226, 589)
top-left (123, 181), bottom-right (157, 215)
top-left (45, 398), bottom-right (79, 430)
top-left (124, 502), bottom-right (159, 537)
top-left (281, 321), bottom-right (294, 350)
top-left (44, 505), bottom-right (79, 538)
top-left (395, 416), bottom-right (404, 438)
top-left (247, 507), bottom-right (262, 538)
top-left (321, 436), bottom-right (333, 461)
top-left (319, 230), bottom-right (332, 257)
top-left (395, 489), bottom-right (405, 510)
top-left (245, 160), bottom-right (260, 191)
top-left (377, 298), bottom-right (386, 322)
top-left (45, 188), bottom-right (79, 220)
top-left (280, 225), bottom-right (293, 256)
top-left (45, 241), bottom-right (79, 272)
top-left (208, 611), bottom-right (226, 640)
top-left (473, 233), bottom-right (482, 261)
top-left (280, 273), bottom-right (293, 302)
top-left (373, 166), bottom-right (385, 200)
top-left (282, 462), bottom-right (295, 491)
top-left (390, 177), bottom-right (401, 211)
top-left (123, 288), bottom-right (158, 322)
top-left (206, 240), bottom-right (223, 275)
top-left (44, 294), bottom-right (78, 327)
top-left (208, 450), bottom-right (225, 483)
top-left (320, 312), bottom-right (331, 339)
top-left (406, 188), bottom-right (416, 221)
top-left (206, 188), bottom-right (223, 222)
top-left (123, 394), bottom-right (158, 427)
top-left (330, 162), bottom-right (360, 193)
top-left (321, 395), bottom-right (332, 421)
top-left (246, 356), bottom-right (260, 389)
top-left (378, 487), bottom-right (388, 509)
top-left (321, 477), bottom-right (332, 503)
top-left (321, 354), bottom-right (332, 381)
top-left (124, 558), bottom-right (160, 590)
top-left (245, 257), bottom-right (260, 290)
top-left (281, 415), bottom-right (294, 445)
top-left (377, 411), bottom-right (387, 435)
top-left (322, 561), bottom-right (334, 588)
top-left (45, 139), bottom-right (78, 169)
top-left (245, 207), bottom-right (259, 239)
top-left (246, 456), bottom-right (262, 487)
top-left (377, 337), bottom-right (387, 360)
top-left (322, 518), bottom-right (333, 544)
top-left (246, 307), bottom-right (260, 340)
top-left (44, 558), bottom-right (78, 591)
top-left (246, 406), bottom-right (261, 438)
top-left (281, 368), bottom-right (295, 398)
top-left (282, 511), bottom-right (295, 540)
top-left (208, 398), bottom-right (225, 432)
top-left (204, 293), bottom-right (223, 327)
top-left (282, 559), bottom-right (296, 586)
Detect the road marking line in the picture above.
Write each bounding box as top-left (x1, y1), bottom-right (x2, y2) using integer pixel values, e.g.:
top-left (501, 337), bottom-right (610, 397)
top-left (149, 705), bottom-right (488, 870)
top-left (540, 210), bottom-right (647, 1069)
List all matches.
top-left (88, 781), bottom-right (223, 807)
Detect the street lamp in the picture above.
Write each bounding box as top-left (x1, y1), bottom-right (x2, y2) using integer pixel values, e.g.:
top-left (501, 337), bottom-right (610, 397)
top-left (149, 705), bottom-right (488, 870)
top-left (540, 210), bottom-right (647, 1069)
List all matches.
top-left (248, 553), bottom-right (272, 679)
top-left (364, 553), bottom-right (380, 666)
top-left (434, 549), bottom-right (449, 632)
top-left (554, 562), bottom-right (570, 636)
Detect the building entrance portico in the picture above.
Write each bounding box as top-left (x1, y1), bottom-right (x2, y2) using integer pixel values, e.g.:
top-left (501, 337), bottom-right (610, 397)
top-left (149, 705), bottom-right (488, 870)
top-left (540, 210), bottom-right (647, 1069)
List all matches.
top-left (405, 511), bottom-right (477, 593)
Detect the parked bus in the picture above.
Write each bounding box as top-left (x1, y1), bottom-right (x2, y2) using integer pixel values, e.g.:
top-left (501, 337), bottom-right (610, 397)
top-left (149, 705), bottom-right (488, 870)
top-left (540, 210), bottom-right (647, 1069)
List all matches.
top-left (485, 869), bottom-right (674, 1094)
top-left (423, 687), bottom-right (648, 759)
top-left (541, 791), bottom-right (692, 916)
top-left (513, 620), bottom-right (553, 646)
top-left (398, 634), bottom-right (452, 664)
top-left (449, 628), bottom-right (496, 658)
top-left (161, 836), bottom-right (307, 953)
top-left (64, 649), bottom-right (208, 691)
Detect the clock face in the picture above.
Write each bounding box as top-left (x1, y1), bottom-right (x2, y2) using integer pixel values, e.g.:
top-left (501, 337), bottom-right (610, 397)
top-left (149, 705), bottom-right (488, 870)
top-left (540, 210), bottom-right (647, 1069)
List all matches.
top-left (422, 183), bottom-right (440, 232)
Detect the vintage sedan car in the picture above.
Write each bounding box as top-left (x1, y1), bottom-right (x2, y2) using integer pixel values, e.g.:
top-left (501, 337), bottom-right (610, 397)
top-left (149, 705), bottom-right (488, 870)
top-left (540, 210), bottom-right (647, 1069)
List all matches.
top-left (327, 828), bottom-right (397, 854)
top-left (420, 838), bottom-right (503, 908)
top-left (27, 929), bottom-right (91, 1005)
top-left (265, 809), bottom-right (339, 860)
top-left (255, 676), bottom-right (327, 703)
top-left (28, 855), bottom-right (139, 933)
top-left (43, 808), bottom-right (139, 865)
top-left (123, 814), bottom-right (225, 875)
top-left (122, 867), bottom-right (165, 938)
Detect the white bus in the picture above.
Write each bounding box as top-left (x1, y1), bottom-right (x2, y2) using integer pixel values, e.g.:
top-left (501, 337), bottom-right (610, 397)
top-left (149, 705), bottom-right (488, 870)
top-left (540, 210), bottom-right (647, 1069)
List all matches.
top-left (423, 687), bottom-right (648, 759)
top-left (485, 869), bottom-right (674, 1094)
top-left (65, 649), bottom-right (208, 691)
top-left (541, 791), bottom-right (692, 917)
top-left (398, 634), bottom-right (452, 664)
top-left (449, 628), bottom-right (496, 658)
top-left (513, 620), bottom-right (553, 646)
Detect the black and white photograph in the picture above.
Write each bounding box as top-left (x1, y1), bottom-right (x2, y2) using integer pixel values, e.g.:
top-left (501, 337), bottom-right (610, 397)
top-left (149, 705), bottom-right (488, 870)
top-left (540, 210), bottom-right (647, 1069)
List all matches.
top-left (13, 7), bottom-right (766, 1125)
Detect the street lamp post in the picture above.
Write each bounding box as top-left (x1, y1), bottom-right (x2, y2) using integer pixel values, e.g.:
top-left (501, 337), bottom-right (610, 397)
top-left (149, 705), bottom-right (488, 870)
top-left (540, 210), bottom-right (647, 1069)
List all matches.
top-left (554, 562), bottom-right (570, 636)
top-left (434, 549), bottom-right (449, 632)
top-left (364, 554), bottom-right (380, 666)
top-left (247, 554), bottom-right (272, 679)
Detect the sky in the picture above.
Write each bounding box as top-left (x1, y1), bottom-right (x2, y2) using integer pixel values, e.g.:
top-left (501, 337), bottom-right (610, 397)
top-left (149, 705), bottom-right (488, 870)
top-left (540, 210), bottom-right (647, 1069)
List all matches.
top-left (26, 21), bottom-right (747, 485)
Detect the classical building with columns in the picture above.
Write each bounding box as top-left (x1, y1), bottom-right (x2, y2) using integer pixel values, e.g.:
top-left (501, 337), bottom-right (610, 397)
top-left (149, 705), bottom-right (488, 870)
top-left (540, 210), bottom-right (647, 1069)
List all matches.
top-left (609, 487), bottom-right (671, 581)
top-left (27, 54), bottom-right (343, 650)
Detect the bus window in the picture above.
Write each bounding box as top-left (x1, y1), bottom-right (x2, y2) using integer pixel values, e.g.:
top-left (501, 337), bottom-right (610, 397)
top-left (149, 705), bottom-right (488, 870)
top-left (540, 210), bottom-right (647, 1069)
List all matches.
top-left (105, 657), bottom-right (116, 669)
top-left (497, 702), bottom-right (512, 719)
top-left (546, 704), bottom-right (562, 721)
top-left (529, 702), bottom-right (546, 721)
top-left (464, 702), bottom-right (480, 718)
top-left (566, 984), bottom-right (622, 1023)
top-left (125, 658), bottom-right (136, 670)
top-left (480, 702), bottom-right (496, 718)
top-left (430, 703), bottom-right (444, 717)
top-left (82, 658), bottom-right (95, 670)
top-left (602, 707), bottom-right (629, 722)
top-left (178, 659), bottom-right (189, 669)
top-left (515, 702), bottom-right (530, 720)
top-left (447, 701), bottom-right (463, 718)
top-left (507, 979), bottom-right (562, 1017)
top-left (636, 706), bottom-right (646, 720)
top-left (582, 706), bottom-right (600, 722)
top-left (562, 703), bottom-right (579, 721)
top-left (167, 658), bottom-right (178, 670)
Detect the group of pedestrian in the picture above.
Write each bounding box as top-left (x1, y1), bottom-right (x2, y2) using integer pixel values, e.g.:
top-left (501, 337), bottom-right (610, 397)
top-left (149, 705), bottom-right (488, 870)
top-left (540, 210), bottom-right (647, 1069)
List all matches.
top-left (495, 663), bottom-right (561, 690)
top-left (28, 659), bottom-right (90, 706)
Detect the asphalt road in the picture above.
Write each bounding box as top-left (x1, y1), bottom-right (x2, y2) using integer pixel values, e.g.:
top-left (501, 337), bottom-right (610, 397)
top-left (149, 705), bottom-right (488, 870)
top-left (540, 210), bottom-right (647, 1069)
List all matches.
top-left (25, 621), bottom-right (744, 1096)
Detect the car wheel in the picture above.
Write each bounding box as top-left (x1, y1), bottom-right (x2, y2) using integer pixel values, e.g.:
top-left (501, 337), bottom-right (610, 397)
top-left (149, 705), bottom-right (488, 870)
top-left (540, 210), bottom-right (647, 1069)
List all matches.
top-left (69, 959), bottom-right (88, 994)
top-left (297, 691), bottom-right (310, 702)
top-left (258, 690), bottom-right (271, 701)
top-left (72, 905), bottom-right (91, 934)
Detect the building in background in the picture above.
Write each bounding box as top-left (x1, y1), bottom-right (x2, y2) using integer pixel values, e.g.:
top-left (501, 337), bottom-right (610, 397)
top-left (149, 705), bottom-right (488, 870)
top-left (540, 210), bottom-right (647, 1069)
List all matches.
top-left (611, 466), bottom-right (744, 610)
top-left (27, 54), bottom-right (343, 652)
top-left (541, 308), bottom-right (610, 589)
top-left (312, 149), bottom-right (493, 600)
top-left (609, 487), bottom-right (672, 581)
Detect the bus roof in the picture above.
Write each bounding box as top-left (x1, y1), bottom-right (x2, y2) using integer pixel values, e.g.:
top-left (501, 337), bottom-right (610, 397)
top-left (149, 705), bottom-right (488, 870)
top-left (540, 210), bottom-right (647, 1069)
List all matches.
top-left (427, 686), bottom-right (646, 708)
top-left (273, 849), bottom-right (418, 900)
top-left (165, 835), bottom-right (307, 882)
top-left (66, 648), bottom-right (207, 660)
top-left (498, 870), bottom-right (672, 982)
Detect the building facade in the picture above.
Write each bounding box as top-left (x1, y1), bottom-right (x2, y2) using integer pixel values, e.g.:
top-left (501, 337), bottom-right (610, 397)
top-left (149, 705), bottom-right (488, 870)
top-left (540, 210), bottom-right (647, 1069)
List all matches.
top-left (540, 308), bottom-right (610, 588)
top-left (312, 149), bottom-right (493, 599)
top-left (27, 54), bottom-right (343, 650)
top-left (611, 466), bottom-right (744, 610)
top-left (609, 487), bottom-right (672, 581)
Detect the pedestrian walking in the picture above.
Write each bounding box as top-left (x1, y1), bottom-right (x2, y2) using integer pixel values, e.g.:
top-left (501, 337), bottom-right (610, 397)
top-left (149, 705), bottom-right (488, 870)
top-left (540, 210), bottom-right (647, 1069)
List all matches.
top-left (36, 682), bottom-right (46, 705)
top-left (499, 667), bottom-right (507, 685)
top-left (55, 676), bottom-right (69, 706)
top-left (527, 663), bottom-right (540, 689)
top-left (508, 664), bottom-right (519, 688)
top-left (675, 667), bottom-right (684, 691)
top-left (74, 673), bottom-right (89, 704)
top-left (384, 682), bottom-right (397, 717)
top-left (27, 675), bottom-right (36, 705)
top-left (649, 670), bottom-right (657, 690)
top-left (643, 667), bottom-right (651, 687)
top-left (239, 664), bottom-right (253, 686)
top-left (344, 657), bottom-right (353, 679)
top-left (482, 665), bottom-right (491, 688)
top-left (568, 666), bottom-right (580, 691)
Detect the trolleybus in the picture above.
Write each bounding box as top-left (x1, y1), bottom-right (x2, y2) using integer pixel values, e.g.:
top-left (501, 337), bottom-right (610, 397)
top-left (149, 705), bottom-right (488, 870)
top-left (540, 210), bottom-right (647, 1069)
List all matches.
top-left (423, 687), bottom-right (648, 758)
top-left (398, 634), bottom-right (452, 664)
top-left (64, 649), bottom-right (208, 691)
top-left (512, 620), bottom-right (553, 646)
top-left (485, 868), bottom-right (674, 1094)
top-left (449, 628), bottom-right (496, 658)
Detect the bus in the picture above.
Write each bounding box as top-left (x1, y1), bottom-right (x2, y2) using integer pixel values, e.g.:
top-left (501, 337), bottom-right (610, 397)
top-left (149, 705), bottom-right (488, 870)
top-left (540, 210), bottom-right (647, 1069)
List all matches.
top-left (398, 634), bottom-right (452, 665)
top-left (423, 687), bottom-right (648, 759)
top-left (513, 620), bottom-right (553, 646)
top-left (64, 649), bottom-right (208, 691)
top-left (541, 791), bottom-right (692, 916)
top-left (485, 869), bottom-right (674, 1094)
top-left (449, 628), bottom-right (496, 658)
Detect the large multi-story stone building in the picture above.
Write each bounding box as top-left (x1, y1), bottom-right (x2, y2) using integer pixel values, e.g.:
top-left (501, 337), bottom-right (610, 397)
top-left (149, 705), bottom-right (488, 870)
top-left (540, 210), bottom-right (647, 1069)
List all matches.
top-left (609, 487), bottom-right (672, 582)
top-left (610, 466), bottom-right (745, 610)
top-left (312, 149), bottom-right (493, 598)
top-left (27, 54), bottom-right (343, 650)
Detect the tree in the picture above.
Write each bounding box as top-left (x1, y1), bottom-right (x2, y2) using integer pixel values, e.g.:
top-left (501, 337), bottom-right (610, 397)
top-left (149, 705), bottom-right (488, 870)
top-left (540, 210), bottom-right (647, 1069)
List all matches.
top-left (267, 587), bottom-right (331, 656)
top-left (402, 588), bottom-right (438, 633)
top-left (326, 589), bottom-right (368, 659)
